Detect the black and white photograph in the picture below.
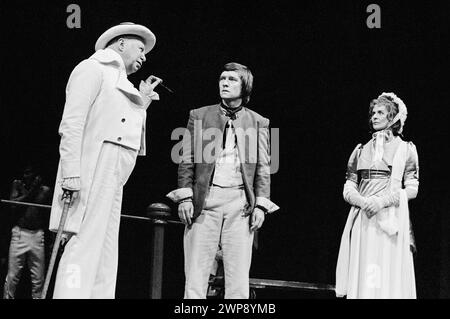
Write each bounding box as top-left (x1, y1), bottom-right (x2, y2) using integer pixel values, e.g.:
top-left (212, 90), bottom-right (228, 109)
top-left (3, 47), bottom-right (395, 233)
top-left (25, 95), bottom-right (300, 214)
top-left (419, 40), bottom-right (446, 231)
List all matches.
top-left (0, 0), bottom-right (449, 309)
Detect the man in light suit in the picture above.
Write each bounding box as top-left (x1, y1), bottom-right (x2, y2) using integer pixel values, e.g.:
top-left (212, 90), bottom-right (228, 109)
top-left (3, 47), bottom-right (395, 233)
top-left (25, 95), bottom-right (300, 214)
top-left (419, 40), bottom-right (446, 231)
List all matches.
top-left (49, 22), bottom-right (162, 298)
top-left (168, 62), bottom-right (279, 299)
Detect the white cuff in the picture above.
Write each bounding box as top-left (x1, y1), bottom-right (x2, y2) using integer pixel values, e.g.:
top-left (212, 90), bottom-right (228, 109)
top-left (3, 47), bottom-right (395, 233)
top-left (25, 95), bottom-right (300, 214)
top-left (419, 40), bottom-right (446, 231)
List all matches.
top-left (140, 89), bottom-right (160, 109)
top-left (61, 177), bottom-right (81, 191)
top-left (256, 197), bottom-right (280, 214)
top-left (166, 188), bottom-right (193, 203)
top-left (150, 91), bottom-right (160, 100)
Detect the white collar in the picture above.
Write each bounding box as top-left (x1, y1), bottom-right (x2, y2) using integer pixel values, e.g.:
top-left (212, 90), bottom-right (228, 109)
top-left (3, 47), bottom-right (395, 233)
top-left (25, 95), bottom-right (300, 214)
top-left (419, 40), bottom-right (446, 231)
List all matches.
top-left (89, 48), bottom-right (126, 72)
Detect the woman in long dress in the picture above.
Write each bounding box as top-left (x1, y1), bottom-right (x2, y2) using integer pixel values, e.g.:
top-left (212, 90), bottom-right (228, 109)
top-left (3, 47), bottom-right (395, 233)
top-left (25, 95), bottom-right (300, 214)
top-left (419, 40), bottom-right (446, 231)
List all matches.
top-left (335, 92), bottom-right (419, 298)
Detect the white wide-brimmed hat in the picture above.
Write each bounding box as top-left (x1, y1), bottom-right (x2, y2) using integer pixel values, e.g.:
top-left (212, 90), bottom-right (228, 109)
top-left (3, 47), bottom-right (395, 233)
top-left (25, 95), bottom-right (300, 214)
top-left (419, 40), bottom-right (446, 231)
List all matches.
top-left (95, 22), bottom-right (156, 54)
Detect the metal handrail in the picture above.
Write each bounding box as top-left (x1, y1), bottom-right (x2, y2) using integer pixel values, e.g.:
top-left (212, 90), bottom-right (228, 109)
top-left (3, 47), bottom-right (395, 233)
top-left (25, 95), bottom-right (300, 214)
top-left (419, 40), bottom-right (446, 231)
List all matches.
top-left (0, 199), bottom-right (183, 224)
top-left (1, 199), bottom-right (52, 210)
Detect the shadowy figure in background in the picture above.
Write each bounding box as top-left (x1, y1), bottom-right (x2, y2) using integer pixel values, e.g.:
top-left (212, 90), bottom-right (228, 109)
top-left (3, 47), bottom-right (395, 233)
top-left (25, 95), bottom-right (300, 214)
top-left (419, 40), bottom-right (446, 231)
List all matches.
top-left (3, 164), bottom-right (51, 299)
top-left (0, 193), bottom-right (11, 295)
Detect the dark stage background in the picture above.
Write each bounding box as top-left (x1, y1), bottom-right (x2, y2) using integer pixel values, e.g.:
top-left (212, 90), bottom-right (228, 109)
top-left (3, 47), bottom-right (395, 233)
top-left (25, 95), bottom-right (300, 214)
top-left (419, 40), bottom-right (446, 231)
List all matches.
top-left (1, 0), bottom-right (449, 298)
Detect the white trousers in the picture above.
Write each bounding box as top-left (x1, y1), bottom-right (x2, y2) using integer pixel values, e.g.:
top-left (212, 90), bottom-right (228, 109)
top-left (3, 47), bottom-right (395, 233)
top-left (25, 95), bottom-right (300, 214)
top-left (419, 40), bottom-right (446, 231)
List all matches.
top-left (184, 186), bottom-right (254, 299)
top-left (3, 226), bottom-right (45, 299)
top-left (53, 142), bottom-right (137, 299)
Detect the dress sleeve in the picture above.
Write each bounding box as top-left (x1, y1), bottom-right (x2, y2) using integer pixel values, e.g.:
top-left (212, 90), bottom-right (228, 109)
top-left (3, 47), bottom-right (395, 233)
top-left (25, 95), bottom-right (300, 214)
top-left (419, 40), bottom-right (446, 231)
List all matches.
top-left (343, 144), bottom-right (366, 208)
top-left (403, 142), bottom-right (419, 200)
top-left (345, 143), bottom-right (362, 183)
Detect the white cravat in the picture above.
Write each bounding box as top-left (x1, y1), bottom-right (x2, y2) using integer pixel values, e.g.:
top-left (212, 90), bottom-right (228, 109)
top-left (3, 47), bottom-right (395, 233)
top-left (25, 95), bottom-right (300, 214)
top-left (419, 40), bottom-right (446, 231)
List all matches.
top-left (371, 130), bottom-right (393, 164)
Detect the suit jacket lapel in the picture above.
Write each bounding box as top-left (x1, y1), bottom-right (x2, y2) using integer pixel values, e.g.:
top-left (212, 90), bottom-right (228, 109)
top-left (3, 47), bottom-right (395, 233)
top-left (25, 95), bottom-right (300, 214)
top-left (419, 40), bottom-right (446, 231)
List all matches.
top-left (233, 108), bottom-right (255, 164)
top-left (211, 105), bottom-right (228, 162)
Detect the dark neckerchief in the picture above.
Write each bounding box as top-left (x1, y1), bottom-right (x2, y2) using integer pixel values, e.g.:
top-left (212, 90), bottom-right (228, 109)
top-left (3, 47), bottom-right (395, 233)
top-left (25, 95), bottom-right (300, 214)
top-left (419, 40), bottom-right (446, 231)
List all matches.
top-left (220, 102), bottom-right (243, 120)
top-left (219, 103), bottom-right (242, 148)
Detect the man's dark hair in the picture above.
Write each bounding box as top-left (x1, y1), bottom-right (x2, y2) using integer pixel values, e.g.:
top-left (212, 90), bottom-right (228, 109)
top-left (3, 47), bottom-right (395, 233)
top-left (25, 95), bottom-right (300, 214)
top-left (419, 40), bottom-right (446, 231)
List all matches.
top-left (22, 162), bottom-right (39, 176)
top-left (222, 62), bottom-right (254, 105)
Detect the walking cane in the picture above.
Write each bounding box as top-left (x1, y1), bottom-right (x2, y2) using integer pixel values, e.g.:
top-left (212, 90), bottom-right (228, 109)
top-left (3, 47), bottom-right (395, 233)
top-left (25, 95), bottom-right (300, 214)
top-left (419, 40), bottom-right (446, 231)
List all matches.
top-left (41, 190), bottom-right (73, 299)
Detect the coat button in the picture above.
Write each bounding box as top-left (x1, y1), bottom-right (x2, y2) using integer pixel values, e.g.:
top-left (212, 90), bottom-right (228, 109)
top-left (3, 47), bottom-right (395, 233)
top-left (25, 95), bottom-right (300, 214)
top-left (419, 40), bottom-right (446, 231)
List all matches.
top-left (121, 118), bottom-right (126, 123)
top-left (117, 137), bottom-right (122, 142)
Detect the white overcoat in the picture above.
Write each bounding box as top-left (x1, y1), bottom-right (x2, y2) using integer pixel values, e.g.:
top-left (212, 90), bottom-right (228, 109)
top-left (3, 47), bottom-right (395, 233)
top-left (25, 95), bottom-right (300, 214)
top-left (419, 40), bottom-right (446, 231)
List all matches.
top-left (49, 48), bottom-right (152, 234)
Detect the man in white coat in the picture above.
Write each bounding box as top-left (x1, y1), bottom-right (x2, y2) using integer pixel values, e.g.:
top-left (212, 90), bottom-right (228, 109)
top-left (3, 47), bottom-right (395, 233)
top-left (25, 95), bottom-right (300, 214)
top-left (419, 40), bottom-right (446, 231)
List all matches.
top-left (48, 22), bottom-right (162, 298)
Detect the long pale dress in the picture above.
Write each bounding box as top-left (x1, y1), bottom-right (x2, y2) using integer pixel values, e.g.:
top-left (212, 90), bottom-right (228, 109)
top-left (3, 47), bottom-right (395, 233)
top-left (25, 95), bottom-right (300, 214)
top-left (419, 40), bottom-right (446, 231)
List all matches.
top-left (336, 136), bottom-right (419, 298)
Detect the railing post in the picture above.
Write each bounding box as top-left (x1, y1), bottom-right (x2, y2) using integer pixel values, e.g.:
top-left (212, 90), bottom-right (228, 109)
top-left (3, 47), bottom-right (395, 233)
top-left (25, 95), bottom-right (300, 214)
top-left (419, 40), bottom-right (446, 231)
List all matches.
top-left (146, 203), bottom-right (171, 299)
